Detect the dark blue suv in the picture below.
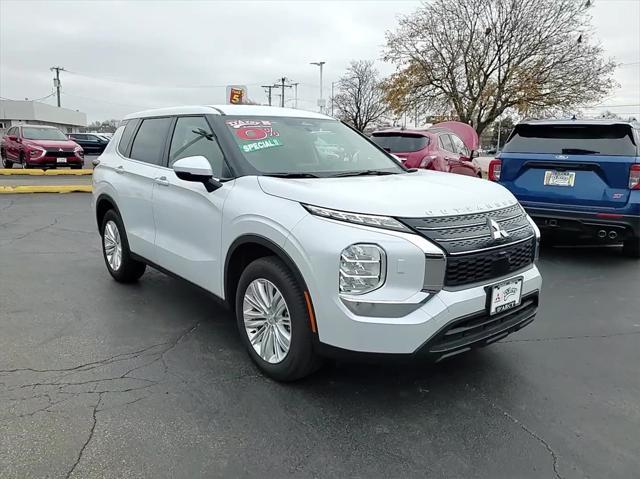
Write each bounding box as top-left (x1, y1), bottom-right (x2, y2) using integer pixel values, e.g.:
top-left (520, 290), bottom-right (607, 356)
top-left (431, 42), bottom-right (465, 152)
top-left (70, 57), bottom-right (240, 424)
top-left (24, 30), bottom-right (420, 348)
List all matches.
top-left (489, 119), bottom-right (640, 258)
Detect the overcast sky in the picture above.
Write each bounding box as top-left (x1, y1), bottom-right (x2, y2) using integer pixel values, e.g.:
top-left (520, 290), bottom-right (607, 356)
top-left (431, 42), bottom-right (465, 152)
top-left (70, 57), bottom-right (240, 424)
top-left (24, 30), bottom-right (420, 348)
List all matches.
top-left (1, 0), bottom-right (638, 122)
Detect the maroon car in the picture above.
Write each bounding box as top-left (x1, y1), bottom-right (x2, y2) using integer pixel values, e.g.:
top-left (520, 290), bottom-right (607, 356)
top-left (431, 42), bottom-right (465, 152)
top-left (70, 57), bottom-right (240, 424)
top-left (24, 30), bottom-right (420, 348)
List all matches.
top-left (371, 121), bottom-right (481, 177)
top-left (1, 125), bottom-right (84, 169)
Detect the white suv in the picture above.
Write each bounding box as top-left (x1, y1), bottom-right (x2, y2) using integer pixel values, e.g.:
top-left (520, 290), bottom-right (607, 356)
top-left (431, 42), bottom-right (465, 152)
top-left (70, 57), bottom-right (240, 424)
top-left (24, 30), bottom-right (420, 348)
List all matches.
top-left (92, 105), bottom-right (542, 381)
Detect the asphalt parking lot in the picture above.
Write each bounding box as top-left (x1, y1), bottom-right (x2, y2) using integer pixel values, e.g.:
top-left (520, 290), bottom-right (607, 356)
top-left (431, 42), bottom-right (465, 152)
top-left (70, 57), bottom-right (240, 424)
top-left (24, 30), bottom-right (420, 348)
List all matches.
top-left (1, 194), bottom-right (639, 479)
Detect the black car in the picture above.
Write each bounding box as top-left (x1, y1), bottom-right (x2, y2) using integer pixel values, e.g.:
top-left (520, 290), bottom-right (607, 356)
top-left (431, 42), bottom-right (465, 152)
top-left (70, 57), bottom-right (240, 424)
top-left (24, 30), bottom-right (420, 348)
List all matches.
top-left (68, 133), bottom-right (109, 155)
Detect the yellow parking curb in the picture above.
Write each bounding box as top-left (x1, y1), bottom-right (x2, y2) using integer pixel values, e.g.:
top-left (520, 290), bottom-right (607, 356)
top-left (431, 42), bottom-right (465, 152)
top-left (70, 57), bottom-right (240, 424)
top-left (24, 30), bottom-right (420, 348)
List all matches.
top-left (0, 168), bottom-right (93, 176)
top-left (0, 185), bottom-right (92, 194)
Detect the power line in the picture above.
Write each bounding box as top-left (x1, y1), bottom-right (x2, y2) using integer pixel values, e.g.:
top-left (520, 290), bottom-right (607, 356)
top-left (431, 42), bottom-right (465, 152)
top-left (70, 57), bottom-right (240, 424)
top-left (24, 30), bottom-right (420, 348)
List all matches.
top-left (64, 69), bottom-right (262, 89)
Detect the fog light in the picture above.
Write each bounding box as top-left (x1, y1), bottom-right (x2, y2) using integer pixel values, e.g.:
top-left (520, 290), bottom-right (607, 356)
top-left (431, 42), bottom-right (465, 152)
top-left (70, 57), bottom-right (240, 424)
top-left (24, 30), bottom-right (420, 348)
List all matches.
top-left (339, 244), bottom-right (385, 295)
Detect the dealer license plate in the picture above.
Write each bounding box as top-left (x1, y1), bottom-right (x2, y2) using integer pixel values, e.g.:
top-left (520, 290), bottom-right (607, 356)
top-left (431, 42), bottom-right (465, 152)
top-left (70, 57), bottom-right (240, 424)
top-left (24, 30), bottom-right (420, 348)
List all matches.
top-left (544, 170), bottom-right (575, 187)
top-left (489, 277), bottom-right (523, 315)
top-left (56, 158), bottom-right (67, 164)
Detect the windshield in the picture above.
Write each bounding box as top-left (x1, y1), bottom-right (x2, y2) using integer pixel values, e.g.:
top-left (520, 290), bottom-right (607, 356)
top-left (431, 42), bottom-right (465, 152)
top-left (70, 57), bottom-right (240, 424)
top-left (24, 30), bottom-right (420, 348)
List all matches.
top-left (22, 127), bottom-right (68, 141)
top-left (502, 124), bottom-right (638, 156)
top-left (371, 134), bottom-right (429, 153)
top-left (223, 116), bottom-right (404, 177)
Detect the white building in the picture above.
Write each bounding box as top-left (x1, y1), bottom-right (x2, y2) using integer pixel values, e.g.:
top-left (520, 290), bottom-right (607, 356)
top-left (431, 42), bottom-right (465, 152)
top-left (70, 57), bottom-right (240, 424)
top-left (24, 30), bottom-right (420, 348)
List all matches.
top-left (0, 100), bottom-right (87, 135)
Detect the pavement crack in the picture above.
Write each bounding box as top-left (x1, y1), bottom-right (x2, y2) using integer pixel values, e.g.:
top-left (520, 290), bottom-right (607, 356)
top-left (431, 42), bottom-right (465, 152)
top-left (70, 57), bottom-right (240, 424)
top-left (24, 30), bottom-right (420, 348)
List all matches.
top-left (502, 330), bottom-right (640, 343)
top-left (5, 216), bottom-right (61, 245)
top-left (0, 342), bottom-right (170, 375)
top-left (65, 393), bottom-right (102, 479)
top-left (500, 410), bottom-right (563, 479)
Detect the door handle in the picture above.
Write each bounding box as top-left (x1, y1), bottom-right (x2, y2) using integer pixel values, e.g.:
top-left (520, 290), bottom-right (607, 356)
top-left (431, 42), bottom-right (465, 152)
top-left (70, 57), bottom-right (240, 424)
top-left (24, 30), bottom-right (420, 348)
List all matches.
top-left (154, 176), bottom-right (170, 186)
top-left (115, 165), bottom-right (125, 174)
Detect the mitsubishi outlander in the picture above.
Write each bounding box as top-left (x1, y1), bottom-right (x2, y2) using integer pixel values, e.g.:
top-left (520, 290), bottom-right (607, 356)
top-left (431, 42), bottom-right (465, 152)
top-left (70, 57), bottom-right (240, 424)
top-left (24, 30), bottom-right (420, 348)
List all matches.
top-left (92, 105), bottom-right (542, 381)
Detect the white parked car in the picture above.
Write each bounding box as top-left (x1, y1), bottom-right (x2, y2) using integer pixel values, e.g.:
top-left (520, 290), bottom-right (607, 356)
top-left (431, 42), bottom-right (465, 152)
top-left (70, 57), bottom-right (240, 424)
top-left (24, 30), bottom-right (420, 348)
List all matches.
top-left (92, 105), bottom-right (542, 381)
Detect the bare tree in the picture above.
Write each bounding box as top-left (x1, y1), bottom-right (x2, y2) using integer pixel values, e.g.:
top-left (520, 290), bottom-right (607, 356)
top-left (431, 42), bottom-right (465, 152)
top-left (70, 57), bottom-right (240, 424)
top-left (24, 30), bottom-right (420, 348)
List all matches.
top-left (383, 0), bottom-right (616, 135)
top-left (333, 60), bottom-right (388, 132)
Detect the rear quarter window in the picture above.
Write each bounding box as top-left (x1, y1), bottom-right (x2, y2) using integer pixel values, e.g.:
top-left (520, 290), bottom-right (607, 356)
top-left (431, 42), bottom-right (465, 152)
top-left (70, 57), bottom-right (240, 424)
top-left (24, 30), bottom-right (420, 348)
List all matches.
top-left (503, 124), bottom-right (638, 156)
top-left (118, 120), bottom-right (142, 157)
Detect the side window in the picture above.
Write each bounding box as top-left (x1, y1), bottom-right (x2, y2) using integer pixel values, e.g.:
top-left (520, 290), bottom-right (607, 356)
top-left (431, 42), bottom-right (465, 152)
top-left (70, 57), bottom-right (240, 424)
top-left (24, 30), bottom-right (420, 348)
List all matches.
top-left (450, 135), bottom-right (468, 156)
top-left (118, 120), bottom-right (138, 157)
top-left (439, 134), bottom-right (454, 153)
top-left (169, 116), bottom-right (228, 177)
top-left (130, 117), bottom-right (172, 165)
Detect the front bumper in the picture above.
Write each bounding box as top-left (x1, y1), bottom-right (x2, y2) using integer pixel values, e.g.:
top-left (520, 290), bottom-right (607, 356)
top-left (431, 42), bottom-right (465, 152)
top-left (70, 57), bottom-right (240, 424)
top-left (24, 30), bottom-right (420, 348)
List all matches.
top-left (26, 155), bottom-right (83, 168)
top-left (523, 205), bottom-right (640, 241)
top-left (287, 214), bottom-right (542, 356)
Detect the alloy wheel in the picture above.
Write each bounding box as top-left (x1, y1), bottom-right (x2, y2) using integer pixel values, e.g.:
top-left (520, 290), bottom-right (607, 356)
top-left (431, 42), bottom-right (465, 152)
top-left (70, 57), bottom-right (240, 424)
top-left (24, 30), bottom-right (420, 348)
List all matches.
top-left (103, 220), bottom-right (122, 271)
top-left (243, 278), bottom-right (292, 364)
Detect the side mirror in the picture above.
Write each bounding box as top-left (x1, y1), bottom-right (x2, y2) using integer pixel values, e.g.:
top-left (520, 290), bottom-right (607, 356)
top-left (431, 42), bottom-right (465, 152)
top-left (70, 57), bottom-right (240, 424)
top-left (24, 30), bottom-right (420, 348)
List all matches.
top-left (7, 135), bottom-right (17, 141)
top-left (172, 156), bottom-right (222, 192)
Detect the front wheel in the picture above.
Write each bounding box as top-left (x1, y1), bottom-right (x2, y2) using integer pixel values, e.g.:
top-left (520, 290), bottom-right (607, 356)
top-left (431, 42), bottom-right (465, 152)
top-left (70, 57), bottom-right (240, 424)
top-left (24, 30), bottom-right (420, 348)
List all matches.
top-left (622, 237), bottom-right (640, 258)
top-left (100, 210), bottom-right (146, 282)
top-left (235, 257), bottom-right (321, 381)
top-left (1, 149), bottom-right (12, 168)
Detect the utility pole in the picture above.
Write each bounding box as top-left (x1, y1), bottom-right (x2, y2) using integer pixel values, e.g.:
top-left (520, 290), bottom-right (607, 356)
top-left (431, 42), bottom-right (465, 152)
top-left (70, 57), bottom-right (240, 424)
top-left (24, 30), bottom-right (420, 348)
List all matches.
top-left (261, 85), bottom-right (275, 106)
top-left (291, 82), bottom-right (299, 109)
top-left (50, 66), bottom-right (65, 107)
top-left (310, 61), bottom-right (326, 113)
top-left (275, 77), bottom-right (292, 108)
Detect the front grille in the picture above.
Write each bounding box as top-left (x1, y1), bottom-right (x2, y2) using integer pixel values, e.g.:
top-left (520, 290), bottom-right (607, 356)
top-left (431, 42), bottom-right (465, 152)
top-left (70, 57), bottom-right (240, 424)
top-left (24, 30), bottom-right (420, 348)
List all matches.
top-left (445, 238), bottom-right (535, 286)
top-left (45, 150), bottom-right (75, 158)
top-left (398, 203), bottom-right (536, 287)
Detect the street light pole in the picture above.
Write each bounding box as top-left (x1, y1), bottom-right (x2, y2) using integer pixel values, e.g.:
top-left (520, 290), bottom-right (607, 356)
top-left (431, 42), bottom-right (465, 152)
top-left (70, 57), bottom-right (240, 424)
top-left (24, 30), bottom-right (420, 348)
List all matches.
top-left (310, 61), bottom-right (326, 113)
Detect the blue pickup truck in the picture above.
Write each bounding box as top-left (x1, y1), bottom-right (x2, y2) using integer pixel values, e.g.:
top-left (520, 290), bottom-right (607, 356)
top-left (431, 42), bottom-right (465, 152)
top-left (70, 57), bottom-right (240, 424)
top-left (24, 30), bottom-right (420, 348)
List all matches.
top-left (489, 119), bottom-right (640, 258)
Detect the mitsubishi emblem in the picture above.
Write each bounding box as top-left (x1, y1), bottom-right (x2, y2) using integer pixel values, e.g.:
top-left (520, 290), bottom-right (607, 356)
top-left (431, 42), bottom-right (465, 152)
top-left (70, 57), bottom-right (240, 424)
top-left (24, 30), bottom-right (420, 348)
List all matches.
top-left (58, 148), bottom-right (63, 152)
top-left (487, 218), bottom-right (510, 241)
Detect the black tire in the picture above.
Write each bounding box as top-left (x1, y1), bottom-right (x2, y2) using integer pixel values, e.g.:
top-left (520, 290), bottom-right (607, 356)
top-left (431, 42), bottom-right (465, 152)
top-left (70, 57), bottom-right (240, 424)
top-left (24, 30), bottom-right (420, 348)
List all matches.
top-left (100, 209), bottom-right (146, 283)
top-left (235, 256), bottom-right (321, 381)
top-left (1, 149), bottom-right (12, 168)
top-left (622, 237), bottom-right (640, 258)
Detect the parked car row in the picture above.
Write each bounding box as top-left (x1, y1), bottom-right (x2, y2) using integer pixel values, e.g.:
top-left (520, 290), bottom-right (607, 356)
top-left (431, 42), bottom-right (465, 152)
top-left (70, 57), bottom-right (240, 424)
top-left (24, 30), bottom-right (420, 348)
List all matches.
top-left (0, 126), bottom-right (111, 168)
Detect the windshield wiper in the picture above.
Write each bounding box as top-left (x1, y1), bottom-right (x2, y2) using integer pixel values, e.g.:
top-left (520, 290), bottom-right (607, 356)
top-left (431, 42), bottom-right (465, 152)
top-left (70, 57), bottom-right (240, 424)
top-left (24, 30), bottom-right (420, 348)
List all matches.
top-left (262, 172), bottom-right (320, 178)
top-left (330, 170), bottom-right (398, 177)
top-left (561, 148), bottom-right (600, 155)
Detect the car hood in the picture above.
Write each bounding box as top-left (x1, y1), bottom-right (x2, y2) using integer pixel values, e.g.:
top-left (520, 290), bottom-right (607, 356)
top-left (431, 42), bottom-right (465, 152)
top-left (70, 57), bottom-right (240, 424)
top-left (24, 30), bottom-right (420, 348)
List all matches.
top-left (23, 139), bottom-right (79, 150)
top-left (258, 170), bottom-right (518, 218)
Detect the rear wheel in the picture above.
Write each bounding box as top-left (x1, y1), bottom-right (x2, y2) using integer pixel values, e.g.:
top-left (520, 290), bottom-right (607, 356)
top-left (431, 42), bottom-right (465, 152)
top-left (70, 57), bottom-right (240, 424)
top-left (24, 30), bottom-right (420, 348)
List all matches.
top-left (235, 256), bottom-right (320, 381)
top-left (622, 237), bottom-right (640, 258)
top-left (100, 210), bottom-right (146, 282)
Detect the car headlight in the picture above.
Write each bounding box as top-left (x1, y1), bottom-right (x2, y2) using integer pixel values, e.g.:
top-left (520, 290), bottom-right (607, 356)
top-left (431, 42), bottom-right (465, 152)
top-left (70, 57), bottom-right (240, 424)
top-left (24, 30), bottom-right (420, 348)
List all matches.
top-left (339, 244), bottom-right (386, 295)
top-left (29, 146), bottom-right (46, 158)
top-left (74, 146), bottom-right (84, 157)
top-left (303, 204), bottom-right (410, 232)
